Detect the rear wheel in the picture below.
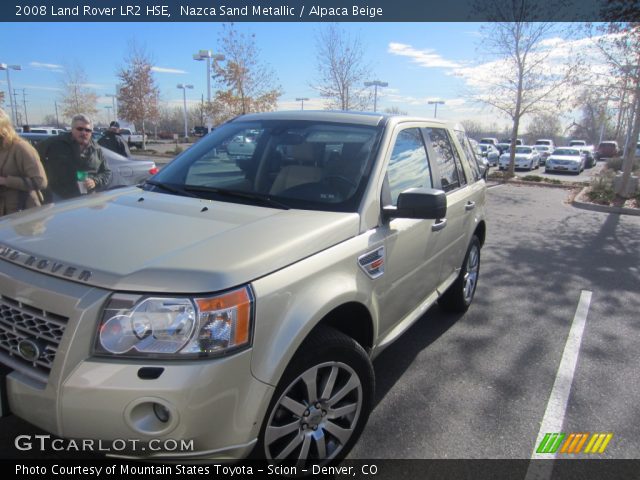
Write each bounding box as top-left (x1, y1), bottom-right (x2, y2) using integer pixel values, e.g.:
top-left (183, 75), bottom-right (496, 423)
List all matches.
top-left (439, 236), bottom-right (481, 313)
top-left (256, 326), bottom-right (374, 468)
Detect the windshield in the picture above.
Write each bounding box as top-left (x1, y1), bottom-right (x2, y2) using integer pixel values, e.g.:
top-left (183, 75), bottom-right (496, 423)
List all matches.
top-left (149, 120), bottom-right (381, 212)
top-left (553, 148), bottom-right (580, 156)
top-left (515, 147), bottom-right (532, 154)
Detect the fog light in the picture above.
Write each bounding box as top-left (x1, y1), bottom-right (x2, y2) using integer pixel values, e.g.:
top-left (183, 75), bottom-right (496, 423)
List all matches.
top-left (153, 403), bottom-right (171, 423)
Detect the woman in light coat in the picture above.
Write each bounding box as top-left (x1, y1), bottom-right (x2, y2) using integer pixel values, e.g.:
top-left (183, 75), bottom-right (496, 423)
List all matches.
top-left (0, 108), bottom-right (48, 216)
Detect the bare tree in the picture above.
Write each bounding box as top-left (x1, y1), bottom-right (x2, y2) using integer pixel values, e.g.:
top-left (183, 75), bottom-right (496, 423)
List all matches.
top-left (58, 63), bottom-right (98, 121)
top-left (210, 24), bottom-right (282, 123)
top-left (568, 90), bottom-right (615, 145)
top-left (117, 44), bottom-right (160, 150)
top-left (384, 106), bottom-right (408, 116)
top-left (313, 24), bottom-right (372, 111)
top-left (42, 114), bottom-right (59, 126)
top-left (0, 91), bottom-right (5, 108)
top-left (473, 0), bottom-right (577, 177)
top-left (526, 112), bottom-right (562, 143)
top-left (459, 119), bottom-right (486, 139)
top-left (587, 13), bottom-right (640, 197)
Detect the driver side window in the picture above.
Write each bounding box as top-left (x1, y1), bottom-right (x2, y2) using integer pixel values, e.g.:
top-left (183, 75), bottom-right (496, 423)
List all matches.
top-left (386, 128), bottom-right (432, 205)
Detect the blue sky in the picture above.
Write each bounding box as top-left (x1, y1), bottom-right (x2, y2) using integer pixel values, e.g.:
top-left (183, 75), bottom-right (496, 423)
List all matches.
top-left (0, 21), bottom-right (588, 128)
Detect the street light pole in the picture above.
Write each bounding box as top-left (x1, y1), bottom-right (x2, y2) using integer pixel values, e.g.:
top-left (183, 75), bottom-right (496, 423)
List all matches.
top-left (0, 63), bottom-right (22, 127)
top-left (104, 105), bottom-right (112, 124)
top-left (177, 83), bottom-right (194, 140)
top-left (364, 80), bottom-right (388, 112)
top-left (193, 50), bottom-right (225, 104)
top-left (22, 88), bottom-right (29, 126)
top-left (295, 97), bottom-right (309, 110)
top-left (428, 100), bottom-right (445, 118)
top-left (106, 93), bottom-right (118, 120)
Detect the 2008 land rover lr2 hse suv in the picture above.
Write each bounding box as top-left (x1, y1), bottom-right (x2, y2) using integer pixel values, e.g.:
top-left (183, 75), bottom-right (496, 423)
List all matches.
top-left (0, 111), bottom-right (486, 466)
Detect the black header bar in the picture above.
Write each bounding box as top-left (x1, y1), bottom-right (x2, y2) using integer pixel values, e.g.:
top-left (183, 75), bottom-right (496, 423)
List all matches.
top-left (2, 0), bottom-right (638, 23)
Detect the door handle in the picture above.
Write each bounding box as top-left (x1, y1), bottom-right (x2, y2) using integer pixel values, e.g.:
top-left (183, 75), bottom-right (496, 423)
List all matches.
top-left (465, 201), bottom-right (476, 211)
top-left (431, 218), bottom-right (447, 232)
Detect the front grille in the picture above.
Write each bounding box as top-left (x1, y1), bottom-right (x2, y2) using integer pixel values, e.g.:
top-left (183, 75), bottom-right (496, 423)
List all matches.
top-left (0, 295), bottom-right (68, 379)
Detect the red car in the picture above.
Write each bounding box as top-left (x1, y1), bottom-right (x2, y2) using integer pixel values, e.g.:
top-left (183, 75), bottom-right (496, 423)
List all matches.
top-left (595, 141), bottom-right (619, 160)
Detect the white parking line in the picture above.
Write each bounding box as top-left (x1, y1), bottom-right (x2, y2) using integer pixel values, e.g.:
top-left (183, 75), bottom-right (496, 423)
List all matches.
top-left (524, 290), bottom-right (593, 479)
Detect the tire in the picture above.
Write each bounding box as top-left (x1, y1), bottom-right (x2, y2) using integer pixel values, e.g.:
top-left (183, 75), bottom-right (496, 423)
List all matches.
top-left (438, 236), bottom-right (481, 313)
top-left (255, 326), bottom-right (374, 468)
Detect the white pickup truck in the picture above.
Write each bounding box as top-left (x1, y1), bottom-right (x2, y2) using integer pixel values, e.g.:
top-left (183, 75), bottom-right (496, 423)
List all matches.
top-left (119, 128), bottom-right (147, 149)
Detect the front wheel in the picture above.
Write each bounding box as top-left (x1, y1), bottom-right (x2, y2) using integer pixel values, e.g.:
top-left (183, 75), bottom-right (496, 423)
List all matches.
top-left (438, 236), bottom-right (481, 313)
top-left (256, 326), bottom-right (374, 468)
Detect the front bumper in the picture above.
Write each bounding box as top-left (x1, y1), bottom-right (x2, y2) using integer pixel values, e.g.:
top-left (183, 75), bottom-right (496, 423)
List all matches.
top-left (0, 260), bottom-right (273, 460)
top-left (546, 163), bottom-right (580, 172)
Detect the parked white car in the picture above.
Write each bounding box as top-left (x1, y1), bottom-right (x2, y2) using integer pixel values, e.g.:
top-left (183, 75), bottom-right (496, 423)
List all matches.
top-left (545, 147), bottom-right (585, 174)
top-left (498, 146), bottom-right (541, 171)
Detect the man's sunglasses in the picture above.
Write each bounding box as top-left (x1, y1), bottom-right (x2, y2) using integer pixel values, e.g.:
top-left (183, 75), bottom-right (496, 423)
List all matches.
top-left (74, 127), bottom-right (93, 133)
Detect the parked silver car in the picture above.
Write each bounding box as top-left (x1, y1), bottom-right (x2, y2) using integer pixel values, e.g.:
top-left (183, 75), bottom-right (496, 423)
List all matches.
top-left (477, 143), bottom-right (500, 166)
top-left (545, 147), bottom-right (585, 174)
top-left (19, 132), bottom-right (158, 190)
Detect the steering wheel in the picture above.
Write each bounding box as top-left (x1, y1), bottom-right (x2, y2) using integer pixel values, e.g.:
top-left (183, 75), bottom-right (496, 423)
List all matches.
top-left (324, 175), bottom-right (357, 189)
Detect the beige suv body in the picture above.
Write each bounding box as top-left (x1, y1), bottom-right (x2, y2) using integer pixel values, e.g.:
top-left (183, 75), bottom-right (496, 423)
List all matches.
top-left (0, 111), bottom-right (486, 466)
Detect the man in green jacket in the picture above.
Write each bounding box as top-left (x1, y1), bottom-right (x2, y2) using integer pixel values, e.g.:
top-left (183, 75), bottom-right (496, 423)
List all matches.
top-left (37, 114), bottom-right (112, 201)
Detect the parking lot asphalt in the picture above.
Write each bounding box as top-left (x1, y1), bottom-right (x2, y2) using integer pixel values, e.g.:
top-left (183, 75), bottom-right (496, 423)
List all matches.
top-left (349, 184), bottom-right (640, 461)
top-left (1, 184), bottom-right (639, 471)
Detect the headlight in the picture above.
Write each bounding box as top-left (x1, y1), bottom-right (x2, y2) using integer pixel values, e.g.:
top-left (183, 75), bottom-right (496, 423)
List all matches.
top-left (95, 286), bottom-right (254, 358)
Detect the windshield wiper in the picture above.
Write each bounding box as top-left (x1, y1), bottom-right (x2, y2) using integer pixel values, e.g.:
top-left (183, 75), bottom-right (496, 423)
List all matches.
top-left (183, 185), bottom-right (290, 210)
top-left (142, 180), bottom-right (200, 198)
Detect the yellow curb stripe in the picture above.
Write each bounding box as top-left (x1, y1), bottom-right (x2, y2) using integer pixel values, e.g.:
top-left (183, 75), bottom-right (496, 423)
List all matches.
top-left (584, 434), bottom-right (598, 453)
top-left (598, 433), bottom-right (613, 453)
top-left (590, 434), bottom-right (605, 453)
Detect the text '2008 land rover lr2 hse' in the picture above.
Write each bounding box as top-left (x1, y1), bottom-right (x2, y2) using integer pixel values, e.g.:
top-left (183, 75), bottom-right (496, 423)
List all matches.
top-left (0, 111), bottom-right (486, 467)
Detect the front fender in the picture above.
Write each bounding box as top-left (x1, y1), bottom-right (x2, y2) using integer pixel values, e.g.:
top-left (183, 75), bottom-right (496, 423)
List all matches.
top-left (249, 235), bottom-right (379, 387)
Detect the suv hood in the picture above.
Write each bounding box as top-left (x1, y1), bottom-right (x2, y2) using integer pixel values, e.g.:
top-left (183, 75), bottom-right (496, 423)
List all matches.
top-left (0, 189), bottom-right (359, 292)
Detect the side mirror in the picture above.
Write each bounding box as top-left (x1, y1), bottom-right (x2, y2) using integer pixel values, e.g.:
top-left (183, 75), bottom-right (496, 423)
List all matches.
top-left (383, 188), bottom-right (447, 220)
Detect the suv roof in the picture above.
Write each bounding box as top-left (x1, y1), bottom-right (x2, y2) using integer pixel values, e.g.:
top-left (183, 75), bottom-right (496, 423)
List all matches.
top-left (238, 110), bottom-right (388, 127)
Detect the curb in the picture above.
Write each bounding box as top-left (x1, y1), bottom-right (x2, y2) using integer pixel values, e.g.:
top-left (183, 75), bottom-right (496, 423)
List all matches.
top-left (571, 187), bottom-right (640, 216)
top-left (487, 178), bottom-right (582, 190)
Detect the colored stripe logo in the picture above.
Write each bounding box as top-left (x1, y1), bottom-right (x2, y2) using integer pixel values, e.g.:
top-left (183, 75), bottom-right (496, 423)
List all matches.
top-left (536, 433), bottom-right (613, 454)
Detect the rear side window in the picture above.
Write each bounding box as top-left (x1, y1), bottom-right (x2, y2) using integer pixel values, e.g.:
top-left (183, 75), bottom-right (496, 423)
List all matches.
top-left (424, 127), bottom-right (463, 192)
top-left (386, 128), bottom-right (432, 205)
top-left (455, 130), bottom-right (482, 182)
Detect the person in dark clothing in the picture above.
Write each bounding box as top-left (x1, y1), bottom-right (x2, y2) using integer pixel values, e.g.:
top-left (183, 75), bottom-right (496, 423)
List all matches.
top-left (98, 121), bottom-right (131, 158)
top-left (37, 114), bottom-right (112, 201)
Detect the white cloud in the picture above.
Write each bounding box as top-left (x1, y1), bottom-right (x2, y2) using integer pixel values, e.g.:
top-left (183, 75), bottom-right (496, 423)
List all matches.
top-left (23, 84), bottom-right (62, 92)
top-left (30, 61), bottom-right (63, 71)
top-left (388, 42), bottom-right (461, 69)
top-left (152, 66), bottom-right (187, 74)
top-left (278, 97), bottom-right (327, 111)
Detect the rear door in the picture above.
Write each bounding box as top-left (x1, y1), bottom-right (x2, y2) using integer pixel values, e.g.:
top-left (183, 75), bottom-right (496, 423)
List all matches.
top-left (423, 127), bottom-right (479, 289)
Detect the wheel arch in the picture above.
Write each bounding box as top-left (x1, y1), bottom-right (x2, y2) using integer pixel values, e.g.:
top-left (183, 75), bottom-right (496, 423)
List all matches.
top-left (474, 220), bottom-right (486, 247)
top-left (312, 302), bottom-right (374, 354)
